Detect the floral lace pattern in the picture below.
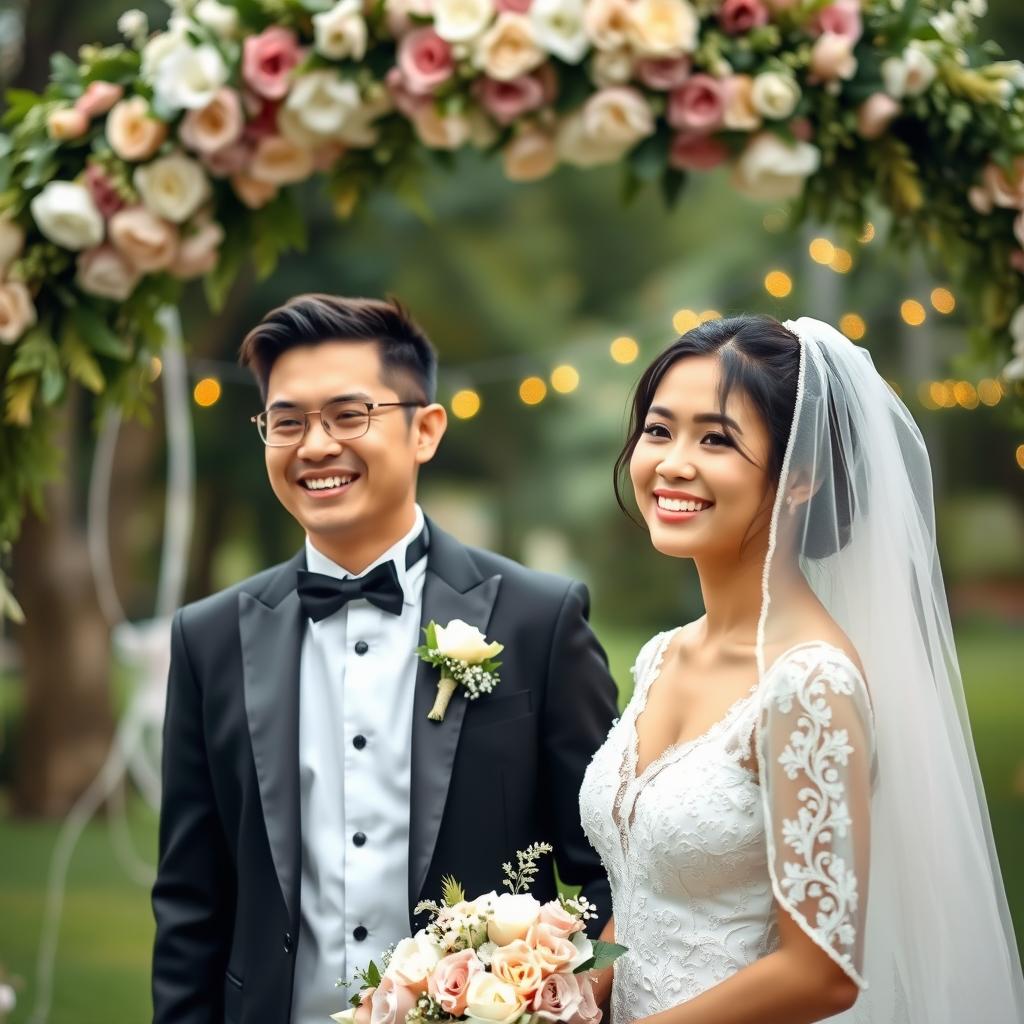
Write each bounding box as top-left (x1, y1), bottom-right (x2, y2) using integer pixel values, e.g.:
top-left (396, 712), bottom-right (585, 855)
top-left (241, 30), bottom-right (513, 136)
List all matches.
top-left (579, 636), bottom-right (873, 1021)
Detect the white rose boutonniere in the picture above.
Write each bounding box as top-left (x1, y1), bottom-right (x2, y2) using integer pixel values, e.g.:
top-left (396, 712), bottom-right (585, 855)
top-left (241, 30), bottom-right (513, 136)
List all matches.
top-left (417, 619), bottom-right (503, 722)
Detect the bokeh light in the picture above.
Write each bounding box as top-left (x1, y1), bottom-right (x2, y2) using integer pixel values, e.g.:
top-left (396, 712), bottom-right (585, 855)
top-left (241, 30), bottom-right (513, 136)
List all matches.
top-left (672, 309), bottom-right (700, 334)
top-left (839, 314), bottom-right (866, 341)
top-left (900, 300), bottom-right (926, 326)
top-left (451, 389), bottom-right (481, 419)
top-left (764, 271), bottom-right (793, 298)
top-left (610, 336), bottom-right (639, 364)
top-left (809, 238), bottom-right (835, 264)
top-left (830, 248), bottom-right (854, 273)
top-left (858, 223), bottom-right (875, 244)
top-left (519, 376), bottom-right (547, 405)
top-left (978, 379), bottom-right (1003, 406)
top-left (931, 287), bottom-right (956, 314)
top-left (698, 309), bottom-right (721, 323)
top-left (193, 378), bottom-right (221, 407)
top-left (550, 365), bottom-right (580, 394)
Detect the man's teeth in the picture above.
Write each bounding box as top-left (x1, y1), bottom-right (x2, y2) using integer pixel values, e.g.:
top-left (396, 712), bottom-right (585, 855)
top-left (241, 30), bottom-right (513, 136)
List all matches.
top-left (302, 475), bottom-right (353, 490)
top-left (658, 496), bottom-right (711, 512)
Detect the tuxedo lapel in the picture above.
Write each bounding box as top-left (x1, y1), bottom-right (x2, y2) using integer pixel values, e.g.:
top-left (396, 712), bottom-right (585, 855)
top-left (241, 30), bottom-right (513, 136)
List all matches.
top-left (239, 550), bottom-right (305, 924)
top-left (409, 522), bottom-right (501, 914)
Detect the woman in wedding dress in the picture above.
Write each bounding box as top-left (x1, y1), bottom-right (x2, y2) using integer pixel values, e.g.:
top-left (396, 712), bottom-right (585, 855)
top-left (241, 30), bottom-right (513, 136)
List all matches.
top-left (579, 314), bottom-right (1024, 1023)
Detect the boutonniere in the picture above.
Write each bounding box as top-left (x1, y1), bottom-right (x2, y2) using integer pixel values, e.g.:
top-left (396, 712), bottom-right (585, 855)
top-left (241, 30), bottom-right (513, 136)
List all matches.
top-left (416, 619), bottom-right (503, 722)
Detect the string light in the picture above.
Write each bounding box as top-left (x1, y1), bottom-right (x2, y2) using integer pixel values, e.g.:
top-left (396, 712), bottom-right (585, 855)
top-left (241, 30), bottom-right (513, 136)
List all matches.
top-left (149, 356), bottom-right (163, 382)
top-left (977, 378), bottom-right (1003, 406)
top-left (953, 380), bottom-right (979, 409)
top-left (550, 365), bottom-right (580, 394)
top-left (809, 238), bottom-right (835, 264)
top-left (698, 309), bottom-right (721, 323)
top-left (672, 309), bottom-right (700, 333)
top-left (830, 248), bottom-right (853, 274)
top-left (764, 271), bottom-right (792, 298)
top-left (451, 389), bottom-right (481, 419)
top-left (519, 376), bottom-right (547, 405)
top-left (931, 287), bottom-right (956, 314)
top-left (610, 336), bottom-right (639, 364)
top-left (858, 223), bottom-right (875, 244)
top-left (919, 383), bottom-right (940, 410)
top-left (900, 300), bottom-right (926, 326)
top-left (1016, 444), bottom-right (1024, 470)
top-left (193, 378), bottom-right (221, 407)
top-left (839, 314), bottom-right (866, 340)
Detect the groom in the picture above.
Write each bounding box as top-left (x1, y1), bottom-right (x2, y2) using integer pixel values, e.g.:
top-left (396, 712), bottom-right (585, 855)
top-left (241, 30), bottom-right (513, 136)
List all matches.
top-left (151, 295), bottom-right (619, 1024)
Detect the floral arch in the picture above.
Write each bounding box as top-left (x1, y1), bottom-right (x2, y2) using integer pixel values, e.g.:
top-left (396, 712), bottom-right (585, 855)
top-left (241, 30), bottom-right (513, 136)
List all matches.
top-left (1, 0), bottom-right (1023, 564)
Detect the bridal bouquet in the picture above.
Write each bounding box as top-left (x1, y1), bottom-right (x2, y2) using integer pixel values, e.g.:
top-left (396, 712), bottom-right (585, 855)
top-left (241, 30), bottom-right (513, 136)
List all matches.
top-left (333, 843), bottom-right (624, 1024)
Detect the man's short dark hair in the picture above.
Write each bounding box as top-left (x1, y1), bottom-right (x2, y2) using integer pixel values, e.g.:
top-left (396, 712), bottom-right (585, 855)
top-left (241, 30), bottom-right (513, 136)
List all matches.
top-left (239, 294), bottom-right (438, 404)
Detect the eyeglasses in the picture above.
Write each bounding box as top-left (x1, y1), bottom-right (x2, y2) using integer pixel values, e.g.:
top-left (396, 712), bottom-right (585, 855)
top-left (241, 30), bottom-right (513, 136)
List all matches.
top-left (252, 398), bottom-right (425, 447)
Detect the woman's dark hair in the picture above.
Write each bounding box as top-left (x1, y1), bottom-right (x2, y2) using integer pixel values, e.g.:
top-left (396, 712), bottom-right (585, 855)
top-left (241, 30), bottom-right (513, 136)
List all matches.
top-left (613, 314), bottom-right (802, 520)
top-left (239, 294), bottom-right (437, 404)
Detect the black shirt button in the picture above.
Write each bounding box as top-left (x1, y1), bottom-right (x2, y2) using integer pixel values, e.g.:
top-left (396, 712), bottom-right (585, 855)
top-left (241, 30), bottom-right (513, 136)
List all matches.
top-left (283, 932), bottom-right (293, 954)
top-left (353, 734), bottom-right (367, 750)
top-left (354, 640), bottom-right (369, 655)
top-left (353, 925), bottom-right (368, 942)
top-left (353, 832), bottom-right (366, 847)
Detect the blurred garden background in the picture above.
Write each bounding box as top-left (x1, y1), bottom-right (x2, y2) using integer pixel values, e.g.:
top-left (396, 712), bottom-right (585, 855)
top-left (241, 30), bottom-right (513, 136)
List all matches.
top-left (1, 0), bottom-right (1024, 1020)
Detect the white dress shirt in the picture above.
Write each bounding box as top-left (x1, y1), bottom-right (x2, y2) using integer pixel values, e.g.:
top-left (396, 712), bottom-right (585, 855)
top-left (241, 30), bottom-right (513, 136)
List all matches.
top-left (290, 506), bottom-right (427, 1024)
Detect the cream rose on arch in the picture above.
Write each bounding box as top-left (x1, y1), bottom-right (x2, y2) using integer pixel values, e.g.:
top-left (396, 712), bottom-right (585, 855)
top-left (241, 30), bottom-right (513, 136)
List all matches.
top-left (314, 0), bottom-right (369, 60)
top-left (732, 132), bottom-right (821, 201)
top-left (134, 152), bottom-right (212, 223)
top-left (30, 181), bottom-right (105, 251)
top-left (434, 0), bottom-right (494, 43)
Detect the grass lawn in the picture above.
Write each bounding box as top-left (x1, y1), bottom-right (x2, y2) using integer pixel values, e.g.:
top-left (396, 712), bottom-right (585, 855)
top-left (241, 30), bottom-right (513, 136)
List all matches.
top-left (0, 621), bottom-right (1020, 1023)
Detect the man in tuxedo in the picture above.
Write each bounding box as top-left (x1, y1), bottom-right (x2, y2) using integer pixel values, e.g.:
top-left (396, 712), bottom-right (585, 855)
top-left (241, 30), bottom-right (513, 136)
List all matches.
top-left (151, 295), bottom-right (619, 1024)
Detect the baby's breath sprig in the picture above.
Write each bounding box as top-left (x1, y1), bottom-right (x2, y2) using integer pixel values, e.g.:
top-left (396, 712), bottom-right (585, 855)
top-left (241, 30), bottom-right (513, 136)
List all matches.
top-left (560, 893), bottom-right (598, 923)
top-left (406, 993), bottom-right (446, 1024)
top-left (502, 841), bottom-right (554, 895)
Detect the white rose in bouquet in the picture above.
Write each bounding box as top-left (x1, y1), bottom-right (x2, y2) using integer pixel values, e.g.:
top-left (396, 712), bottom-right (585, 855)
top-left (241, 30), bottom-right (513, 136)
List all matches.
top-left (464, 972), bottom-right (526, 1024)
top-left (487, 893), bottom-right (542, 945)
top-left (386, 933), bottom-right (443, 992)
top-left (30, 181), bottom-right (104, 250)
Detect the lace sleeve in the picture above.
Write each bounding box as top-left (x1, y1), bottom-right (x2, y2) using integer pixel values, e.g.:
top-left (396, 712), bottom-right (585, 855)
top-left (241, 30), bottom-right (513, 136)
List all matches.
top-left (756, 644), bottom-right (874, 989)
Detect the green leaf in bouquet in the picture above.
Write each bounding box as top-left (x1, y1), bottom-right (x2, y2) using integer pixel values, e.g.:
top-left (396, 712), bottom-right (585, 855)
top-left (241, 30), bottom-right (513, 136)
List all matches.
top-left (49, 53), bottom-right (82, 96)
top-left (441, 874), bottom-right (466, 907)
top-left (573, 940), bottom-right (629, 974)
top-left (60, 319), bottom-right (106, 394)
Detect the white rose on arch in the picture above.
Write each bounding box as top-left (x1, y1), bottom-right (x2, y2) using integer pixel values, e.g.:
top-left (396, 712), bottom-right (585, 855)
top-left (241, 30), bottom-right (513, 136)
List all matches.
top-left (314, 0), bottom-right (369, 61)
top-left (882, 43), bottom-right (937, 99)
top-left (30, 180), bottom-right (104, 251)
top-left (433, 0), bottom-right (494, 43)
top-left (152, 41), bottom-right (229, 112)
top-left (134, 152), bottom-right (212, 223)
top-left (194, 0), bottom-right (240, 38)
top-left (751, 71), bottom-right (801, 120)
top-left (732, 132), bottom-right (820, 202)
top-left (530, 0), bottom-right (589, 65)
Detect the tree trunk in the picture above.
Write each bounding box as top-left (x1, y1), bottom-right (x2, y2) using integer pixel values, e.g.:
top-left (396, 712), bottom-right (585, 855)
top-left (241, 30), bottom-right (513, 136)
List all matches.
top-left (10, 400), bottom-right (113, 817)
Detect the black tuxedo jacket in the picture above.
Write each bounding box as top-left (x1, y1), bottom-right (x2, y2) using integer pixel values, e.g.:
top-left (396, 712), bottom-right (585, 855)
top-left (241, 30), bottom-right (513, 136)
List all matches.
top-left (152, 519), bottom-right (619, 1024)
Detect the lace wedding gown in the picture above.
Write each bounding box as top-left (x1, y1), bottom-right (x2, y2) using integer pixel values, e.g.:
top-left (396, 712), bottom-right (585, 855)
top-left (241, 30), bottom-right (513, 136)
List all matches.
top-left (579, 628), bottom-right (874, 1023)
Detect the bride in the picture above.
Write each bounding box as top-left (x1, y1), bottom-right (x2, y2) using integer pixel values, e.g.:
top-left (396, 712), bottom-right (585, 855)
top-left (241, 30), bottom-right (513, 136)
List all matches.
top-left (579, 314), bottom-right (1024, 1023)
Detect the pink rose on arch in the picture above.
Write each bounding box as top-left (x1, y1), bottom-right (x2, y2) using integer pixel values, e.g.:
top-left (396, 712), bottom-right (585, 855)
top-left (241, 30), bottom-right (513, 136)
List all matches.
top-left (569, 976), bottom-right (603, 1024)
top-left (812, 0), bottom-right (862, 43)
top-left (476, 75), bottom-right (546, 124)
top-left (635, 56), bottom-right (691, 91)
top-left (84, 163), bottom-right (124, 219)
top-left (496, 0), bottom-right (533, 12)
top-left (667, 74), bottom-right (725, 133)
top-left (386, 67), bottom-right (430, 119)
top-left (669, 131), bottom-right (729, 171)
top-left (718, 0), bottom-right (768, 35)
top-left (1010, 249), bottom-right (1024, 274)
top-left (243, 27), bottom-right (303, 101)
top-left (537, 901), bottom-right (584, 938)
top-left (531, 971), bottom-right (583, 1021)
top-left (75, 81), bottom-right (124, 120)
top-left (369, 977), bottom-right (418, 1024)
top-left (202, 140), bottom-right (252, 178)
top-left (429, 949), bottom-right (485, 1016)
top-left (856, 92), bottom-right (900, 139)
top-left (398, 28), bottom-right (456, 95)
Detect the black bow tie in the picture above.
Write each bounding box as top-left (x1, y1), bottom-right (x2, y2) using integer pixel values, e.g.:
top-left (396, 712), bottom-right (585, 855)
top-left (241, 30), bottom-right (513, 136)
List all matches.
top-left (297, 525), bottom-right (429, 622)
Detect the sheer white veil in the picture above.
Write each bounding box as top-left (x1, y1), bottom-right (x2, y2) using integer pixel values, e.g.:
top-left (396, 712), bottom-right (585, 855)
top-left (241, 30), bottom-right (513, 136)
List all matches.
top-left (756, 316), bottom-right (1024, 1021)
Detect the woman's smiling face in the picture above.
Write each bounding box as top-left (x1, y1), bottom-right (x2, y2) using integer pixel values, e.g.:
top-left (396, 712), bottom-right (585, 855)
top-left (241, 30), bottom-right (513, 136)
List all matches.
top-left (629, 353), bottom-right (776, 562)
